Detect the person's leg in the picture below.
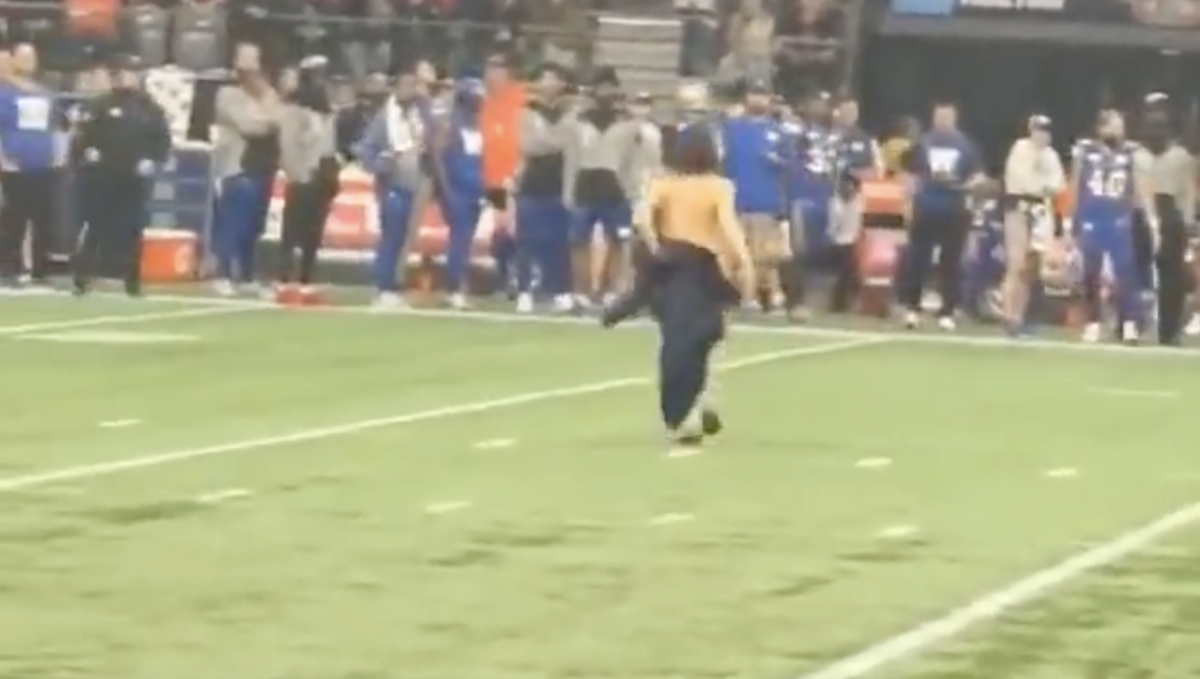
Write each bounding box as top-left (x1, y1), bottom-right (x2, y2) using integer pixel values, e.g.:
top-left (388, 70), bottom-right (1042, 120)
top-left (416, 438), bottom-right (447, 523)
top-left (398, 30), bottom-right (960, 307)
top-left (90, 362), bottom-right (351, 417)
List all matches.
top-left (1155, 201), bottom-right (1188, 344)
top-left (297, 179), bottom-right (338, 288)
top-left (371, 184), bottom-right (414, 304)
top-left (25, 169), bottom-right (56, 283)
top-left (900, 206), bottom-right (937, 325)
top-left (934, 208), bottom-right (968, 322)
top-left (0, 172), bottom-right (30, 282)
top-left (275, 181), bottom-right (307, 286)
top-left (443, 192), bottom-right (483, 305)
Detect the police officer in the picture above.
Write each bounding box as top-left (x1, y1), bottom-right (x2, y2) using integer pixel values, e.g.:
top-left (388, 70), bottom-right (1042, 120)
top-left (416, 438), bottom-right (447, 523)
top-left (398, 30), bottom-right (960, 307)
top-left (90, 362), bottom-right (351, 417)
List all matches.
top-left (71, 53), bottom-right (170, 296)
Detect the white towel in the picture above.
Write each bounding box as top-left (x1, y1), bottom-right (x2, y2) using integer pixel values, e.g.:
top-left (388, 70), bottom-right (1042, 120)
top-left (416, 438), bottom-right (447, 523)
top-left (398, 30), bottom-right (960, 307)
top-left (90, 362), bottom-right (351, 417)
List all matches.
top-left (385, 95), bottom-right (424, 155)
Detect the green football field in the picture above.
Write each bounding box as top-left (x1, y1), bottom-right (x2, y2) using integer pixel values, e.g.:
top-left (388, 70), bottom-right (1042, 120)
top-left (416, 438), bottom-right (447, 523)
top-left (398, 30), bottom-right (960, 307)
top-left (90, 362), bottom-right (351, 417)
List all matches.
top-left (2, 290), bottom-right (1200, 679)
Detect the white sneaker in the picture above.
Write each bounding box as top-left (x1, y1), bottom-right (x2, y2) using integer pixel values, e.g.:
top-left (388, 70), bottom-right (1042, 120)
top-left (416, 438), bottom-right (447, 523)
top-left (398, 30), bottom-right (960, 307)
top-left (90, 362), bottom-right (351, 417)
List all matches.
top-left (448, 292), bottom-right (469, 310)
top-left (573, 293), bottom-right (593, 311)
top-left (212, 279), bottom-right (236, 297)
top-left (769, 291), bottom-right (787, 314)
top-left (601, 292), bottom-right (618, 308)
top-left (903, 310), bottom-right (920, 329)
top-left (1081, 322), bottom-right (1102, 343)
top-left (552, 293), bottom-right (575, 313)
top-left (1122, 320), bottom-right (1140, 345)
top-left (937, 315), bottom-right (956, 332)
top-left (515, 292), bottom-right (535, 314)
top-left (371, 291), bottom-right (406, 311)
top-left (741, 299), bottom-right (762, 313)
top-left (1185, 313), bottom-right (1200, 337)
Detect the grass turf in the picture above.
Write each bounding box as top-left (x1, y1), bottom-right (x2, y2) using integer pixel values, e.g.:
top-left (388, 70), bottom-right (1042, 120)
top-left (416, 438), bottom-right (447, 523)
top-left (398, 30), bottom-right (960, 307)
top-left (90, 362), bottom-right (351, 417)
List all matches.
top-left (1, 294), bottom-right (1199, 679)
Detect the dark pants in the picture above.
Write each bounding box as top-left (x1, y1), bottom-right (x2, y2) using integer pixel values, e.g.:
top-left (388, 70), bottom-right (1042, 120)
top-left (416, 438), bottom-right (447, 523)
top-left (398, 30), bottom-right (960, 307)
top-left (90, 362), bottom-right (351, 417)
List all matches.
top-left (277, 176), bottom-right (338, 285)
top-left (603, 240), bottom-right (734, 429)
top-left (73, 169), bottom-right (149, 292)
top-left (1149, 197), bottom-right (1188, 344)
top-left (0, 169), bottom-right (57, 281)
top-left (902, 205), bottom-right (968, 315)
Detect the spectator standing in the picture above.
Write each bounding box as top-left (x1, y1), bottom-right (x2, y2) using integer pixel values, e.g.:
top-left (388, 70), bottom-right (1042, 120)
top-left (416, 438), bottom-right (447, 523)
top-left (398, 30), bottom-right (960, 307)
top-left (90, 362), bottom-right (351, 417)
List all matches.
top-left (120, 0), bottom-right (171, 69)
top-left (677, 0), bottom-right (721, 78)
top-left (210, 43), bottom-right (282, 296)
top-left (774, 0), bottom-right (841, 97)
top-left (171, 0), bottom-right (228, 72)
top-left (0, 43), bottom-right (63, 286)
top-left (720, 0), bottom-right (774, 88)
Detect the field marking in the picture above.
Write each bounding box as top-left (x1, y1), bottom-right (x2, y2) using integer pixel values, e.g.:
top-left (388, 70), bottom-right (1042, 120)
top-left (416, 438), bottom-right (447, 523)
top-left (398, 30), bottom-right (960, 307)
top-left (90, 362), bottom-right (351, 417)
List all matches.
top-left (795, 503), bottom-right (1200, 679)
top-left (98, 419), bottom-right (141, 429)
top-left (474, 437), bottom-right (517, 450)
top-left (875, 525), bottom-right (919, 540)
top-left (855, 457), bottom-right (892, 470)
top-left (16, 330), bottom-right (200, 344)
top-left (1088, 386), bottom-right (1181, 399)
top-left (1044, 467), bottom-right (1079, 479)
top-left (648, 512), bottom-right (694, 526)
top-left (0, 337), bottom-right (884, 493)
top-left (424, 500), bottom-right (472, 515)
top-left (195, 488), bottom-right (253, 505)
top-left (128, 292), bottom-right (1200, 359)
top-left (0, 304), bottom-right (249, 336)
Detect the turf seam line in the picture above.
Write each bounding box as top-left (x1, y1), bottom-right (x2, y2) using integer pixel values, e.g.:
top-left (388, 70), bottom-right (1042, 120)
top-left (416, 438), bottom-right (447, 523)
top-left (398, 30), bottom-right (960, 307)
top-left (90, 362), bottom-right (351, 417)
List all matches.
top-left (111, 292), bottom-right (1200, 359)
top-left (0, 337), bottom-right (884, 493)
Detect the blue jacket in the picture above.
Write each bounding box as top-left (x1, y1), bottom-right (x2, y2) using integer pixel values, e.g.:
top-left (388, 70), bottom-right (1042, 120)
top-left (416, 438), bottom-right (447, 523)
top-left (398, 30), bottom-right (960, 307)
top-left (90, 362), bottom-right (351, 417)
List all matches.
top-left (0, 84), bottom-right (59, 171)
top-left (722, 115), bottom-right (787, 215)
top-left (353, 98), bottom-right (433, 192)
top-left (911, 129), bottom-right (980, 213)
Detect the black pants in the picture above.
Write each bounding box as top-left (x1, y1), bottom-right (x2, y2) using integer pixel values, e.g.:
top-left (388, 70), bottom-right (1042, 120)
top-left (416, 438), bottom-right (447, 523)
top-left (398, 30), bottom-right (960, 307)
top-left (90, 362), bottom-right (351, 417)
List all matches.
top-left (0, 169), bottom-right (57, 281)
top-left (72, 169), bottom-right (149, 291)
top-left (276, 176), bottom-right (337, 285)
top-left (901, 205), bottom-right (968, 315)
top-left (1148, 197), bottom-right (1188, 344)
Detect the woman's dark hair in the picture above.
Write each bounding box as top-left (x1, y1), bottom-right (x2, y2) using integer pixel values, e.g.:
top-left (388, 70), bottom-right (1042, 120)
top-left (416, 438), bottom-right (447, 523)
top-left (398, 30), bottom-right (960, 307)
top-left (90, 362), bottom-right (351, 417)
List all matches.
top-left (293, 67), bottom-right (331, 114)
top-left (676, 125), bottom-right (719, 175)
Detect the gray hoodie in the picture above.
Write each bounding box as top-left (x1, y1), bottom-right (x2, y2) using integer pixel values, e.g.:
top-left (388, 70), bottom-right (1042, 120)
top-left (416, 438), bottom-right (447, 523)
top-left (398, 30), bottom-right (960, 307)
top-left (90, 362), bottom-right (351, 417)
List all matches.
top-left (278, 103), bottom-right (337, 183)
top-left (212, 85), bottom-right (281, 181)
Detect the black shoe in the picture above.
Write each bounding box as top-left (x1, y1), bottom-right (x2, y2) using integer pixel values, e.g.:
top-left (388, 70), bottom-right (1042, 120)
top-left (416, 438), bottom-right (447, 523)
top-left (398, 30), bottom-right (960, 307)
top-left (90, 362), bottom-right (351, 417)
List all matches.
top-left (701, 409), bottom-right (723, 437)
top-left (674, 433), bottom-right (704, 448)
top-left (72, 279), bottom-right (88, 297)
top-left (125, 282), bottom-right (142, 298)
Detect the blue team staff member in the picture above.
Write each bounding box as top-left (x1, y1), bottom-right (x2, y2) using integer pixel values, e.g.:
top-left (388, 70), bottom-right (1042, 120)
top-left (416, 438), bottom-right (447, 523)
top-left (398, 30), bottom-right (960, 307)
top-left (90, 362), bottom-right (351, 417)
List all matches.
top-left (70, 53), bottom-right (170, 297)
top-left (513, 62), bottom-right (574, 314)
top-left (0, 43), bottom-right (64, 286)
top-left (901, 101), bottom-right (985, 331)
top-left (211, 43), bottom-right (282, 297)
top-left (827, 97), bottom-right (881, 312)
top-left (356, 67), bottom-right (433, 309)
top-left (431, 77), bottom-right (486, 310)
top-left (722, 77), bottom-right (789, 311)
top-left (783, 91), bottom-right (836, 319)
top-left (1070, 109), bottom-right (1159, 345)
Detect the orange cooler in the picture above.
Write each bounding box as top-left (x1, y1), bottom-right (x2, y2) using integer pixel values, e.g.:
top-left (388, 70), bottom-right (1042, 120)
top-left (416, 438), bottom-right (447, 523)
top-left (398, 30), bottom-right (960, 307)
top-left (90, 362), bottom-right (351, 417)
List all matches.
top-left (141, 228), bottom-right (198, 283)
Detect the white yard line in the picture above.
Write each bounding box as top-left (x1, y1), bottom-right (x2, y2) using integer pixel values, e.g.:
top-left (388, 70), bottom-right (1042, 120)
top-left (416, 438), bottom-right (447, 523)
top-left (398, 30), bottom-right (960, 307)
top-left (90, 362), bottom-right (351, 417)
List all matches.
top-left (0, 336), bottom-right (884, 493)
top-left (0, 304), bottom-right (251, 336)
top-left (129, 292), bottom-right (1200, 359)
top-left (796, 502), bottom-right (1200, 679)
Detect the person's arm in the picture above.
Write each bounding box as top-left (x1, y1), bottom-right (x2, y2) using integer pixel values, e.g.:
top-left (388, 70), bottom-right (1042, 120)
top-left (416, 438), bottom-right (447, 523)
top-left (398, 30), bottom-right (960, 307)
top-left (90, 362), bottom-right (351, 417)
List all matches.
top-left (1180, 147), bottom-right (1197, 227)
top-left (277, 104), bottom-right (306, 181)
top-left (1134, 147), bottom-right (1160, 243)
top-left (632, 176), bottom-right (662, 250)
top-left (1003, 138), bottom-right (1026, 195)
top-left (560, 116), bottom-right (582, 211)
top-left (214, 86), bottom-right (274, 137)
top-left (1063, 143), bottom-right (1084, 238)
top-left (715, 177), bottom-right (751, 272)
top-left (353, 110), bottom-right (389, 175)
top-left (145, 95), bottom-right (172, 165)
top-left (429, 117), bottom-right (453, 198)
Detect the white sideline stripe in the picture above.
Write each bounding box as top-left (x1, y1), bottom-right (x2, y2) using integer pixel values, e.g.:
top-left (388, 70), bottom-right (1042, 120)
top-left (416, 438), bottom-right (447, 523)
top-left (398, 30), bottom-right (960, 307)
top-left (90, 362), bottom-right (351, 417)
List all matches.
top-left (795, 503), bottom-right (1200, 679)
top-left (124, 292), bottom-right (1200, 359)
top-left (0, 305), bottom-right (249, 336)
top-left (0, 337), bottom-right (884, 493)
top-left (1088, 386), bottom-right (1181, 399)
